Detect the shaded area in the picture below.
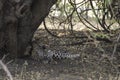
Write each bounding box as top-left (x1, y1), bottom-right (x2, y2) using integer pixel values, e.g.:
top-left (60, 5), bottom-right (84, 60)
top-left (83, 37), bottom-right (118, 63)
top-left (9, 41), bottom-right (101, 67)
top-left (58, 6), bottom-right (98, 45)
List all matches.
top-left (0, 29), bottom-right (120, 80)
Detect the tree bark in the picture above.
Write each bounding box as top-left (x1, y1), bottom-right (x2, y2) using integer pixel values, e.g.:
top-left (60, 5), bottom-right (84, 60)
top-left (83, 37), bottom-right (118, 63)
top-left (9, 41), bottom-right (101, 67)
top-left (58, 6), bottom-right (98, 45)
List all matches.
top-left (0, 0), bottom-right (57, 58)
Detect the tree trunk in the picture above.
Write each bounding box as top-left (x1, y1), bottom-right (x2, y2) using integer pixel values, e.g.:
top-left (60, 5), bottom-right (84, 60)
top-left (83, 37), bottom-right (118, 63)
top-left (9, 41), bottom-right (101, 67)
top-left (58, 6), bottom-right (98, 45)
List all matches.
top-left (0, 0), bottom-right (57, 58)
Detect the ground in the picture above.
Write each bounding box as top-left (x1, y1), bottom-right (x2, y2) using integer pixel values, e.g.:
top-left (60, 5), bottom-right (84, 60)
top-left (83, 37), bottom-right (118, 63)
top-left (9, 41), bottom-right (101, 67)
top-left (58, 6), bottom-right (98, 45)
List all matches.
top-left (0, 29), bottom-right (120, 80)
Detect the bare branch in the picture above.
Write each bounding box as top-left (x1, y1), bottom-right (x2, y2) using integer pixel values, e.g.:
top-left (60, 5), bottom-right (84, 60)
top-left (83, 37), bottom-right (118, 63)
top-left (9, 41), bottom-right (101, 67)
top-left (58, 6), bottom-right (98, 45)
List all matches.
top-left (0, 60), bottom-right (13, 80)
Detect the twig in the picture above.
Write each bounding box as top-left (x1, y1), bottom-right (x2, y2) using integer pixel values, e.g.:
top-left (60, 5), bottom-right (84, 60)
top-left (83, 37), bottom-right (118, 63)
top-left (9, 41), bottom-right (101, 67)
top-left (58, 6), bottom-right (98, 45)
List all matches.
top-left (2, 54), bottom-right (9, 61)
top-left (0, 60), bottom-right (13, 80)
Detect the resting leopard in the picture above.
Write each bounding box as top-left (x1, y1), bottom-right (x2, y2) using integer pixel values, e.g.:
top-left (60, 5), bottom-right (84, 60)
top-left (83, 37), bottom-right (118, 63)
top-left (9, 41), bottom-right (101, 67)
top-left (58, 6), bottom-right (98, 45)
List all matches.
top-left (25, 42), bottom-right (80, 62)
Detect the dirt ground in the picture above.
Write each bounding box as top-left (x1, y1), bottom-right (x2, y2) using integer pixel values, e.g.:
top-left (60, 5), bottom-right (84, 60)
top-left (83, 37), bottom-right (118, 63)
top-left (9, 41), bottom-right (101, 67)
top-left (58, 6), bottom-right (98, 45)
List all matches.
top-left (0, 29), bottom-right (120, 80)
